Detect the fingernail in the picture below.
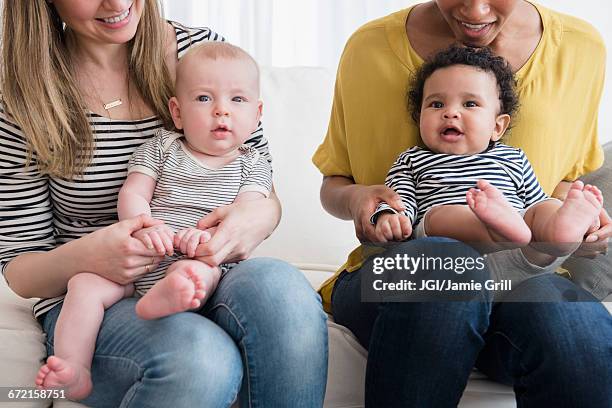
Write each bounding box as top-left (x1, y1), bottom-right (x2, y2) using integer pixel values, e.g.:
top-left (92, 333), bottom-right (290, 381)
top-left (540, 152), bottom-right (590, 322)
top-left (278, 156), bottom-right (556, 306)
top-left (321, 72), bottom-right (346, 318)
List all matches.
top-left (586, 235), bottom-right (598, 242)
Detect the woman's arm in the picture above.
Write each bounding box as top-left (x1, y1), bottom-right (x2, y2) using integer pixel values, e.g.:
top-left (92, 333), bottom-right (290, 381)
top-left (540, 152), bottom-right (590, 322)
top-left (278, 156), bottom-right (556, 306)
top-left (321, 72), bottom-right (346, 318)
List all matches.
top-left (5, 239), bottom-right (85, 299)
top-left (5, 215), bottom-right (164, 299)
top-left (320, 175), bottom-right (361, 220)
top-left (551, 181), bottom-right (573, 201)
top-left (320, 175), bottom-right (405, 242)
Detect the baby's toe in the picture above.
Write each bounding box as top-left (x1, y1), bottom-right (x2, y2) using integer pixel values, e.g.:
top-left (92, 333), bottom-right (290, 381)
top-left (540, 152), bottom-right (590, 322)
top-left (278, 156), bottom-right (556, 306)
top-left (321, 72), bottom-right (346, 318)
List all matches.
top-left (570, 180), bottom-right (585, 191)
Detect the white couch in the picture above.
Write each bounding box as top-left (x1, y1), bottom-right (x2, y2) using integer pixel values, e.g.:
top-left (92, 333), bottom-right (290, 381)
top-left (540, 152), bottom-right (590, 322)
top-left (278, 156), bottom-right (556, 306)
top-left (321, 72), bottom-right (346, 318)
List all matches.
top-left (1, 66), bottom-right (610, 408)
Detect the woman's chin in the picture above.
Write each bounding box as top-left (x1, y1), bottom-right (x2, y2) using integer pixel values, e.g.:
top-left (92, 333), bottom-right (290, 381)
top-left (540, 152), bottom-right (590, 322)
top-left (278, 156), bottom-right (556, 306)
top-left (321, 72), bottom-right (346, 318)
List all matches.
top-left (94, 16), bottom-right (140, 44)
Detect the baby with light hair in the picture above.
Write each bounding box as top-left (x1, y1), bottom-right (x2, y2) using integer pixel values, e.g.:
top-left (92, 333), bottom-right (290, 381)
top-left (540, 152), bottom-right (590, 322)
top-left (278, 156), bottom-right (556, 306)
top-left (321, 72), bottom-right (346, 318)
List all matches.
top-left (36, 42), bottom-right (272, 400)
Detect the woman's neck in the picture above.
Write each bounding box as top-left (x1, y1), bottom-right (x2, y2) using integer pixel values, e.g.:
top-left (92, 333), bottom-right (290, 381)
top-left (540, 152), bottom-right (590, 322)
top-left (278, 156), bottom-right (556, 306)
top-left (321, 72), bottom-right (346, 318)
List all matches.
top-left (66, 29), bottom-right (129, 71)
top-left (486, 1), bottom-right (542, 57)
top-left (407, 1), bottom-right (542, 72)
top-left (66, 29), bottom-right (151, 120)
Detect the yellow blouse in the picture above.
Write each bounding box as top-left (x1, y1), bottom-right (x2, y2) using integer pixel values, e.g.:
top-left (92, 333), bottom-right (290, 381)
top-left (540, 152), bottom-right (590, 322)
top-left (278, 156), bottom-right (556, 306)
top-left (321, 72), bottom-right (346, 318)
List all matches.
top-left (312, 3), bottom-right (606, 313)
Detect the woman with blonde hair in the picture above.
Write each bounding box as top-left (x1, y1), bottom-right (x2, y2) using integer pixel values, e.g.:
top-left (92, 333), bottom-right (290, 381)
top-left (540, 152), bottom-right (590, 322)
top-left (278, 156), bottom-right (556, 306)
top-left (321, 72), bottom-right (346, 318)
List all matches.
top-left (0, 1), bottom-right (327, 406)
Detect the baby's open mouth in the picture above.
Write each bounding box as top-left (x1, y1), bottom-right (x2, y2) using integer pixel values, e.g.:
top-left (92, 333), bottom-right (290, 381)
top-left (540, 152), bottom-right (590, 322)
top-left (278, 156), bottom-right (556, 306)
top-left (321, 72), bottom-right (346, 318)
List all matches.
top-left (442, 127), bottom-right (462, 136)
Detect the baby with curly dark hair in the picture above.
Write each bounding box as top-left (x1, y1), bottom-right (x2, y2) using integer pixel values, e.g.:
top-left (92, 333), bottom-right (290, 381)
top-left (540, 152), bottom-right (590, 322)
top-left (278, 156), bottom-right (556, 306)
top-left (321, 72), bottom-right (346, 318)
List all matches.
top-left (372, 45), bottom-right (603, 260)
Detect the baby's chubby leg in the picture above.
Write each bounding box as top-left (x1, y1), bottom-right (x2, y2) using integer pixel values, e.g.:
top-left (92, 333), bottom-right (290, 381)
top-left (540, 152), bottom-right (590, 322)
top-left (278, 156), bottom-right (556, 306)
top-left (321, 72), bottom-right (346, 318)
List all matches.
top-left (135, 260), bottom-right (221, 320)
top-left (36, 273), bottom-right (134, 400)
top-left (524, 181), bottom-right (603, 257)
top-left (425, 180), bottom-right (530, 245)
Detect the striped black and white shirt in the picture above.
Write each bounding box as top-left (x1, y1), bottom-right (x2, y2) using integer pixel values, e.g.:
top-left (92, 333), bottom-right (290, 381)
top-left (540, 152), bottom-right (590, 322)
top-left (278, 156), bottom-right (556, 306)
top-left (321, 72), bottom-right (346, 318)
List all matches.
top-left (0, 23), bottom-right (271, 318)
top-left (128, 130), bottom-right (272, 295)
top-left (372, 143), bottom-right (548, 225)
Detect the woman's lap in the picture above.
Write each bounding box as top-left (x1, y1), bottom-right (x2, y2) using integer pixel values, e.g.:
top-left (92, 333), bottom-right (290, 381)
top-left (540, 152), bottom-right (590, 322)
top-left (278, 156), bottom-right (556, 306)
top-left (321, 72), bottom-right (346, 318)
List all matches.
top-left (202, 257), bottom-right (328, 408)
top-left (332, 238), bottom-right (612, 407)
top-left (42, 257), bottom-right (328, 408)
top-left (332, 238), bottom-right (492, 406)
top-left (475, 274), bottom-right (612, 407)
top-left (43, 296), bottom-right (242, 408)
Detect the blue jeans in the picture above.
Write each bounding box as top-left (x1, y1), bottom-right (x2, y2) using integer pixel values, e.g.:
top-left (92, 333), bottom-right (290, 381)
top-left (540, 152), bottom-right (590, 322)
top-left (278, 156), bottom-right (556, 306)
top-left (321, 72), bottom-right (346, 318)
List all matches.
top-left (332, 238), bottom-right (612, 408)
top-left (42, 258), bottom-right (328, 408)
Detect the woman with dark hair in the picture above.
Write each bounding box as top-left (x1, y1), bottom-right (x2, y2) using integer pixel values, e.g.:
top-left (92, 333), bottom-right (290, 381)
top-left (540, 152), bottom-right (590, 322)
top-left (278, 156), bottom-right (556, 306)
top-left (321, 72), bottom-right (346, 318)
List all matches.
top-left (314, 1), bottom-right (612, 406)
top-left (0, 1), bottom-right (327, 406)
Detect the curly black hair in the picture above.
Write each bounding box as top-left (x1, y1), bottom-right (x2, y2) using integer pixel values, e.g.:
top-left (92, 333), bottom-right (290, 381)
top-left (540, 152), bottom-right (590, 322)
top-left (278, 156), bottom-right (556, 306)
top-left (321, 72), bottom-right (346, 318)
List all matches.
top-left (408, 45), bottom-right (519, 126)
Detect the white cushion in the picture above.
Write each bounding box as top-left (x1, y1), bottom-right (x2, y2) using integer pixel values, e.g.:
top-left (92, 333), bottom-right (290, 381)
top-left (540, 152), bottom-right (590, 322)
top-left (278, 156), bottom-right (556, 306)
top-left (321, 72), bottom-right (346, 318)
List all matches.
top-left (0, 279), bottom-right (50, 408)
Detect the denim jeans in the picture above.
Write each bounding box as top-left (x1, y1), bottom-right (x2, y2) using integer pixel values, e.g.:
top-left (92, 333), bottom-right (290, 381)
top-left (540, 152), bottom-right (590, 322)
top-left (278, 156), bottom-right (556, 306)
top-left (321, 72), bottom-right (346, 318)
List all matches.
top-left (42, 257), bottom-right (328, 408)
top-left (332, 237), bottom-right (612, 408)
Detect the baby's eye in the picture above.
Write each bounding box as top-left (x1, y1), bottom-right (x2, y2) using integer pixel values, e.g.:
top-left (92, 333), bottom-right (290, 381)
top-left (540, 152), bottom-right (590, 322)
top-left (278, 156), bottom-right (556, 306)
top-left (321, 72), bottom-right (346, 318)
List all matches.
top-left (232, 96), bottom-right (246, 102)
top-left (430, 101), bottom-right (443, 108)
top-left (197, 95), bottom-right (211, 102)
top-left (464, 101), bottom-right (478, 108)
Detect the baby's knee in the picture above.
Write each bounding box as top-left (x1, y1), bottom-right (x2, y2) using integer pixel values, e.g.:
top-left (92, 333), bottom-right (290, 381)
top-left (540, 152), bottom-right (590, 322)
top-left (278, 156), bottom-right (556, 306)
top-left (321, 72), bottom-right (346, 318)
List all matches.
top-left (67, 272), bottom-right (107, 292)
top-left (67, 273), bottom-right (128, 305)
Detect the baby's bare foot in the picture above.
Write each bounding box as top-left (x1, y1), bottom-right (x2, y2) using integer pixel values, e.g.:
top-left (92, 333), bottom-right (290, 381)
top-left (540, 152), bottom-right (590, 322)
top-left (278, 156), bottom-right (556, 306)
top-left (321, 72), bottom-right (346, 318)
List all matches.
top-left (467, 179), bottom-right (531, 244)
top-left (549, 181), bottom-right (603, 245)
top-left (583, 184), bottom-right (604, 235)
top-left (35, 356), bottom-right (92, 400)
top-left (135, 262), bottom-right (214, 320)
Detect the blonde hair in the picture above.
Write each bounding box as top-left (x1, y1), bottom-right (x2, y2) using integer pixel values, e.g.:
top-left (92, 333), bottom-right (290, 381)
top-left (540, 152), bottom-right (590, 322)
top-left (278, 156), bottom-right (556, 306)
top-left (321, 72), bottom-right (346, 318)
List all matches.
top-left (1, 0), bottom-right (174, 179)
top-left (177, 42), bottom-right (260, 92)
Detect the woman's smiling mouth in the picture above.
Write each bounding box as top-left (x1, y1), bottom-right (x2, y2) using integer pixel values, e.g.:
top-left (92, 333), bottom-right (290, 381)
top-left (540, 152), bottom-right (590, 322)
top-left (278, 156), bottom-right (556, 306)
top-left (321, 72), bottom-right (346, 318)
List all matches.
top-left (96, 4), bottom-right (132, 26)
top-left (457, 20), bottom-right (495, 40)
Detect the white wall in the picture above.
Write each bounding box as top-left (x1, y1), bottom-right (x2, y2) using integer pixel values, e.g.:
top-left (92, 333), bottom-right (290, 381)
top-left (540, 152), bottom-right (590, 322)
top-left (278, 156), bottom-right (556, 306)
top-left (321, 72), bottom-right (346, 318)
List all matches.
top-left (163, 0), bottom-right (611, 145)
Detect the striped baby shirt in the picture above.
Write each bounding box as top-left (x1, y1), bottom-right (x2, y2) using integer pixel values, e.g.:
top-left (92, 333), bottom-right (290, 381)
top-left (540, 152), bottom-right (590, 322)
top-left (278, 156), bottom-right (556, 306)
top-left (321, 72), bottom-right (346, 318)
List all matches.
top-left (372, 143), bottom-right (548, 225)
top-left (128, 130), bottom-right (272, 294)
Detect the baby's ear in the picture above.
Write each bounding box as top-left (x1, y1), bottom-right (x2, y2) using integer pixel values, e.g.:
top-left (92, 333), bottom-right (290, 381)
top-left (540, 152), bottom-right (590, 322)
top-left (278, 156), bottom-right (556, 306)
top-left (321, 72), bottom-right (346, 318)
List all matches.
top-left (255, 100), bottom-right (263, 124)
top-left (491, 113), bottom-right (511, 142)
top-left (168, 97), bottom-right (183, 130)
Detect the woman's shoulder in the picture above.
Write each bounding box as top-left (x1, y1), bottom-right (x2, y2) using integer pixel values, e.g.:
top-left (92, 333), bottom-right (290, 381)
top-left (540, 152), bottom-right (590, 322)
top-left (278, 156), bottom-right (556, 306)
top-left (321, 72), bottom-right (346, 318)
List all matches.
top-left (167, 21), bottom-right (225, 59)
top-left (342, 8), bottom-right (412, 57)
top-left (337, 7), bottom-right (418, 83)
top-left (540, 5), bottom-right (605, 55)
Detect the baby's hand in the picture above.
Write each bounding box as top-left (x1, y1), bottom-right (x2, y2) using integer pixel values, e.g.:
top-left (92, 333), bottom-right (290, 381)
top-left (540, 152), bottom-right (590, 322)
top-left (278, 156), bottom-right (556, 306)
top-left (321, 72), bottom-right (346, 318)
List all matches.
top-left (132, 224), bottom-right (175, 256)
top-left (374, 213), bottom-right (412, 243)
top-left (175, 227), bottom-right (215, 258)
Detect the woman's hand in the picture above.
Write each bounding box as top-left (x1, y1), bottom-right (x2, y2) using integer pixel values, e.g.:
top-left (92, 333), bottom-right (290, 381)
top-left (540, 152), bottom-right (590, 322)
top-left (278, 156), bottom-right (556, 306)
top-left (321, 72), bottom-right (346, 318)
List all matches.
top-left (349, 185), bottom-right (405, 243)
top-left (81, 214), bottom-right (167, 285)
top-left (574, 208), bottom-right (611, 258)
top-left (133, 223), bottom-right (175, 256)
top-left (193, 198), bottom-right (280, 266)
